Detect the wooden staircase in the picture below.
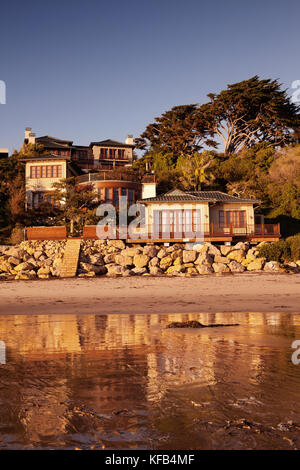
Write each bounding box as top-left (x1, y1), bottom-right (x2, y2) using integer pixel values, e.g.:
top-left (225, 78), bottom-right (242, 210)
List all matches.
top-left (60, 239), bottom-right (81, 278)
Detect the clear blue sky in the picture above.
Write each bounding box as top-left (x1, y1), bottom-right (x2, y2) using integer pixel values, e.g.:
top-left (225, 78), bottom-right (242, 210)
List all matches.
top-left (0, 0), bottom-right (299, 153)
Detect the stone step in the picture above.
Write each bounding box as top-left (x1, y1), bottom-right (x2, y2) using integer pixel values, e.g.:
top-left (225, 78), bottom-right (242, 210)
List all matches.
top-left (60, 239), bottom-right (81, 278)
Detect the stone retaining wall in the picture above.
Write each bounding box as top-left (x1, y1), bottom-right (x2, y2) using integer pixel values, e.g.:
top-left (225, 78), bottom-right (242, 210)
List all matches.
top-left (0, 240), bottom-right (299, 280)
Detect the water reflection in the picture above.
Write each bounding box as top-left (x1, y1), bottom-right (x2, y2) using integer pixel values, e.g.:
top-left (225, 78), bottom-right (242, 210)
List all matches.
top-left (0, 312), bottom-right (299, 449)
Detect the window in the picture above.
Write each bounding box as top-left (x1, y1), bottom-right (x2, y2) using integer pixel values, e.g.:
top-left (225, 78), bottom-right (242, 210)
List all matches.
top-left (118, 149), bottom-right (125, 159)
top-left (109, 148), bottom-right (115, 159)
top-left (30, 165), bottom-right (63, 179)
top-left (113, 188), bottom-right (119, 206)
top-left (105, 188), bottom-right (111, 203)
top-left (219, 210), bottom-right (246, 228)
top-left (128, 189), bottom-right (135, 205)
top-left (100, 148), bottom-right (108, 159)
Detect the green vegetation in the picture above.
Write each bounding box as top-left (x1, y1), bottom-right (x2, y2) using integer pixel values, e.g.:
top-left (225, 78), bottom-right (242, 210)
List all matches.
top-left (258, 234), bottom-right (300, 262)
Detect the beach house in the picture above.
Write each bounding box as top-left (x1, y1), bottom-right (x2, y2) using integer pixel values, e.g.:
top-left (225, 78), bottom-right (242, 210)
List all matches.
top-left (135, 189), bottom-right (280, 243)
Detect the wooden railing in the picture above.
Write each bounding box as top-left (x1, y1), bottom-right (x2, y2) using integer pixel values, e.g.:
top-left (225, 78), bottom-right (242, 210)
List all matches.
top-left (82, 223), bottom-right (281, 240)
top-left (26, 226), bottom-right (67, 241)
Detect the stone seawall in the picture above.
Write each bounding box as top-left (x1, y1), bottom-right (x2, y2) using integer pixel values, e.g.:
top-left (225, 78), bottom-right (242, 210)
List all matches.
top-left (0, 240), bottom-right (299, 280)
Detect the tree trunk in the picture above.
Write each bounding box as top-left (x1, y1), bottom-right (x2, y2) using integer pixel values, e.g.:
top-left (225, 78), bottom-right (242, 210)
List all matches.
top-left (70, 219), bottom-right (74, 235)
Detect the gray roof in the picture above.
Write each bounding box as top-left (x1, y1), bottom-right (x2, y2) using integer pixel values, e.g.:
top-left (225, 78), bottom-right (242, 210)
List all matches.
top-left (20, 153), bottom-right (71, 162)
top-left (139, 189), bottom-right (260, 204)
top-left (89, 139), bottom-right (134, 148)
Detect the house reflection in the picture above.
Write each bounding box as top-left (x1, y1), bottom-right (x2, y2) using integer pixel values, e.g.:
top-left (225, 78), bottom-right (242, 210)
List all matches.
top-left (0, 311), bottom-right (299, 448)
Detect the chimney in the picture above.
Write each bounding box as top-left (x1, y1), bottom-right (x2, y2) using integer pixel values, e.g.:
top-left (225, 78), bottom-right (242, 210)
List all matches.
top-left (24, 127), bottom-right (32, 143)
top-left (141, 180), bottom-right (156, 199)
top-left (28, 133), bottom-right (36, 144)
top-left (125, 134), bottom-right (133, 146)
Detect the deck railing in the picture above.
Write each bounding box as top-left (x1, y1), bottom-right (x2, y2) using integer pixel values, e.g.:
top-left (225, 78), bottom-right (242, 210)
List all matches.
top-left (82, 223), bottom-right (280, 240)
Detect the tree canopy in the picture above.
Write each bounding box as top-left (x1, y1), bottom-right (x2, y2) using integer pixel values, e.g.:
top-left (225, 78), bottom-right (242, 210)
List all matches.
top-left (201, 76), bottom-right (299, 154)
top-left (135, 104), bottom-right (217, 157)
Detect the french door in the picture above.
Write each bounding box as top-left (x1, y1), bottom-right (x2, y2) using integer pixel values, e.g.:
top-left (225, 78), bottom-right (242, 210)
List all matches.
top-left (153, 209), bottom-right (201, 238)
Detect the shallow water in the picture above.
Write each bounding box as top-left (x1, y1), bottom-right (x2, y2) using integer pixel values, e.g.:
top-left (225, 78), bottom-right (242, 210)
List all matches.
top-left (0, 311), bottom-right (299, 450)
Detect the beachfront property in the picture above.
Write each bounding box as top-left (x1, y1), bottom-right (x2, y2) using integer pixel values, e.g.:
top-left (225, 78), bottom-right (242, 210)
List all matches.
top-left (134, 189), bottom-right (281, 243)
top-left (22, 128), bottom-right (136, 209)
top-left (20, 128), bottom-right (280, 243)
top-left (24, 128), bottom-right (134, 170)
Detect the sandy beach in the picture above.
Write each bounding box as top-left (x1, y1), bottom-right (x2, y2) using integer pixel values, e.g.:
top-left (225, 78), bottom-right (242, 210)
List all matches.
top-left (0, 273), bottom-right (300, 315)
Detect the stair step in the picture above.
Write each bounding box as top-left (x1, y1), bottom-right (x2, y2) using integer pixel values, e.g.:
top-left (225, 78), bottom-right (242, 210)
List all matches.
top-left (60, 239), bottom-right (81, 278)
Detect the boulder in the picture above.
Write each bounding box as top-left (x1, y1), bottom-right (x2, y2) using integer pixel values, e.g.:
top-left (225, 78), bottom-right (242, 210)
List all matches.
top-left (149, 266), bottom-right (163, 276)
top-left (149, 257), bottom-right (159, 267)
top-left (107, 240), bottom-right (125, 250)
top-left (104, 253), bottom-right (116, 264)
top-left (207, 244), bottom-right (221, 257)
top-left (33, 250), bottom-right (43, 260)
top-left (115, 254), bottom-right (133, 267)
top-left (131, 267), bottom-right (148, 275)
top-left (78, 271), bottom-right (96, 278)
top-left (173, 256), bottom-right (184, 266)
top-left (186, 267), bottom-right (198, 275)
top-left (159, 255), bottom-right (173, 270)
top-left (88, 254), bottom-right (104, 266)
top-left (7, 256), bottom-right (21, 265)
top-left (220, 245), bottom-right (233, 256)
top-left (166, 265), bottom-right (185, 274)
top-left (15, 272), bottom-right (36, 280)
top-left (229, 260), bottom-right (245, 273)
top-left (157, 248), bottom-right (167, 259)
top-left (212, 262), bottom-right (230, 273)
top-left (214, 255), bottom-right (230, 264)
top-left (233, 242), bottom-right (249, 251)
top-left (121, 247), bottom-right (142, 257)
top-left (143, 245), bottom-right (159, 258)
top-left (133, 254), bottom-right (150, 268)
top-left (264, 261), bottom-right (281, 272)
top-left (182, 250), bottom-right (197, 263)
top-left (196, 264), bottom-right (214, 275)
top-left (80, 262), bottom-right (107, 275)
top-left (14, 262), bottom-right (35, 272)
top-left (171, 249), bottom-right (183, 261)
top-left (106, 264), bottom-right (128, 276)
top-left (194, 253), bottom-right (214, 266)
top-left (37, 265), bottom-right (51, 276)
top-left (227, 249), bottom-right (246, 263)
top-left (247, 258), bottom-right (265, 271)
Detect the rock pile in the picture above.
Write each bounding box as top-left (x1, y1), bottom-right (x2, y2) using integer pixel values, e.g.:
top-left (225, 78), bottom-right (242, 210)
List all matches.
top-left (0, 239), bottom-right (299, 280)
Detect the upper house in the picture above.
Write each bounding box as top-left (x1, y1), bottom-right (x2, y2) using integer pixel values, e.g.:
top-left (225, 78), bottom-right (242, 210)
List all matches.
top-left (24, 128), bottom-right (134, 171)
top-left (135, 189), bottom-right (281, 244)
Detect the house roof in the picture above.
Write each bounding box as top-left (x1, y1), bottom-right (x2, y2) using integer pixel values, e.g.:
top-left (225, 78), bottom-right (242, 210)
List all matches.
top-left (20, 153), bottom-right (71, 162)
top-left (89, 139), bottom-right (134, 148)
top-left (36, 136), bottom-right (73, 148)
top-left (139, 189), bottom-right (260, 204)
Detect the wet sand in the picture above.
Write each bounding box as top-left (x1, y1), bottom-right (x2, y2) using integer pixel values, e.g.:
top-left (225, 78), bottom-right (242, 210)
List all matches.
top-left (0, 273), bottom-right (300, 315)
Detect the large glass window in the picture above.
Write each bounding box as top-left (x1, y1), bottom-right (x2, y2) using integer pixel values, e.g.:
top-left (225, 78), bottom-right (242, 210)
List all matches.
top-left (219, 210), bottom-right (246, 228)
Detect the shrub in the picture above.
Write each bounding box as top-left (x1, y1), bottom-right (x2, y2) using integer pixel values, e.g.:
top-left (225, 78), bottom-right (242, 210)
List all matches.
top-left (10, 224), bottom-right (25, 245)
top-left (258, 240), bottom-right (291, 262)
top-left (287, 234), bottom-right (300, 261)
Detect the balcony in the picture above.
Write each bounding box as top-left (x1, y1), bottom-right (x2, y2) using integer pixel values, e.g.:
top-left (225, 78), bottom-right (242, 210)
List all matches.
top-left (77, 171), bottom-right (155, 184)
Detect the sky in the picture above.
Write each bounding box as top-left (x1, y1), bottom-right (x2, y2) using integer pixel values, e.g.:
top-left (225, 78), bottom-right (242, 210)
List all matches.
top-left (0, 0), bottom-right (300, 154)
